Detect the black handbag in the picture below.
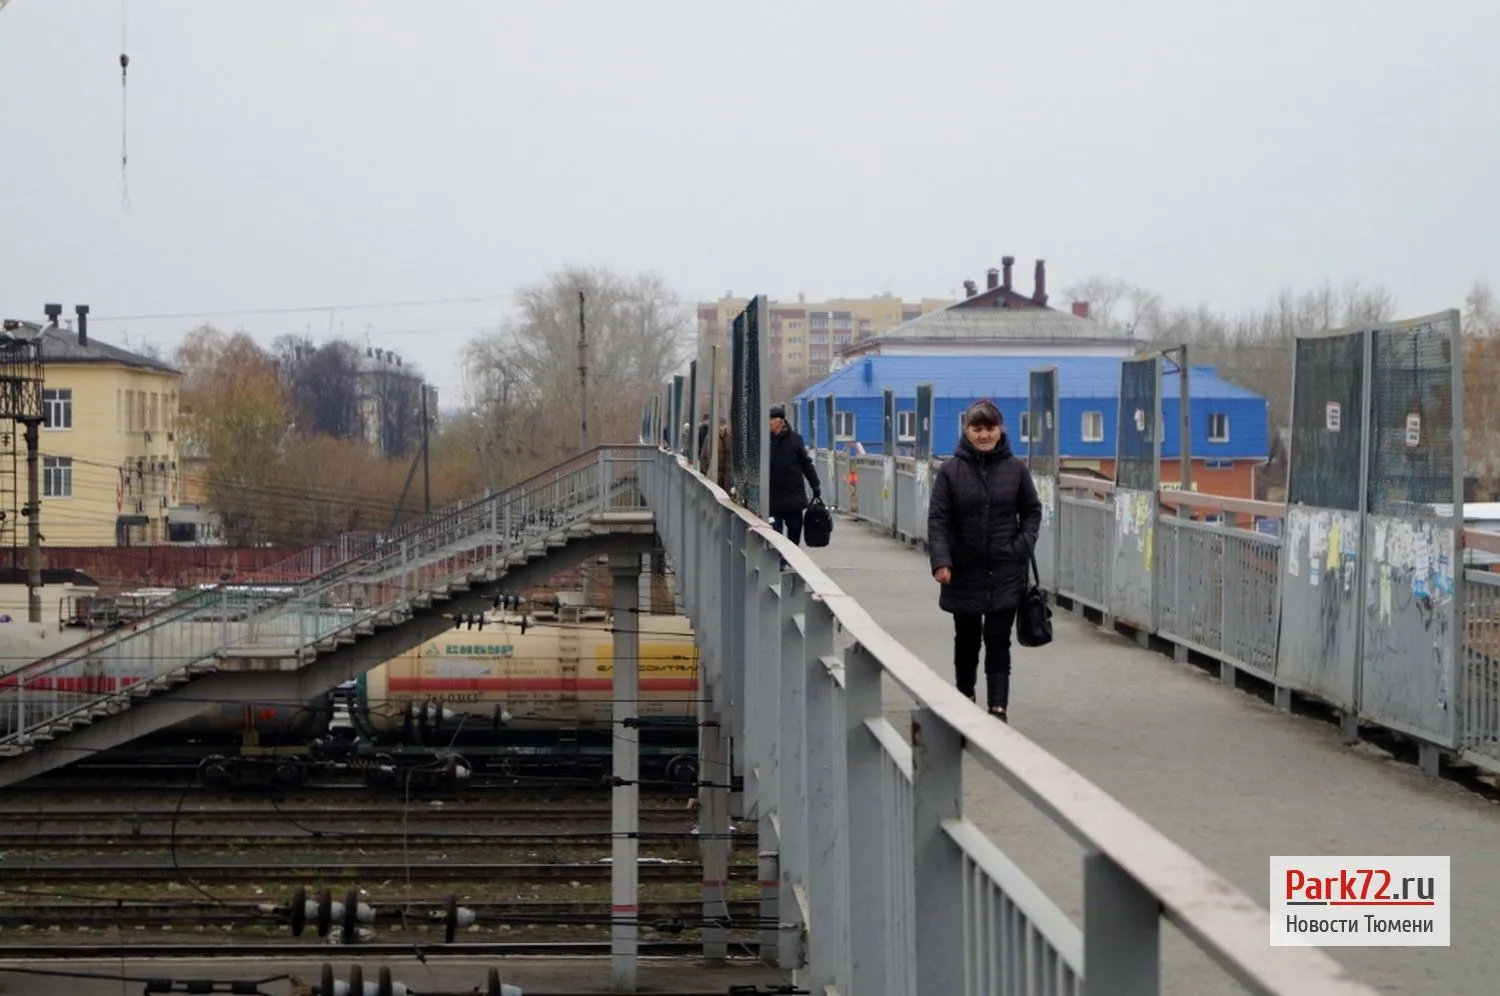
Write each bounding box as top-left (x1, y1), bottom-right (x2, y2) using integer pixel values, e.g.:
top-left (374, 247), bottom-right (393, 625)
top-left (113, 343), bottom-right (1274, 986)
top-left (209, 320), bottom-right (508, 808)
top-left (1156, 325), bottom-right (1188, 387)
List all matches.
top-left (1015, 550), bottom-right (1053, 648)
top-left (803, 498), bottom-right (833, 548)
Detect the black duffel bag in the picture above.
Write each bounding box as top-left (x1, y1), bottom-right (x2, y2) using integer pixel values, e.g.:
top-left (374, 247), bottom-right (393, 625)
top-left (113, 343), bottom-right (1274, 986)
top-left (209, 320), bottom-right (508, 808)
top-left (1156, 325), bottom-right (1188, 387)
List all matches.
top-left (802, 498), bottom-right (833, 548)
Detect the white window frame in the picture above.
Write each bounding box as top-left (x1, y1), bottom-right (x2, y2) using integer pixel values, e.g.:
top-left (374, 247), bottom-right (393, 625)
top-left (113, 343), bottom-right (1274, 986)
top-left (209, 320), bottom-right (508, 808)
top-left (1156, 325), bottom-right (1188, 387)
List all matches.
top-left (833, 411), bottom-right (855, 440)
top-left (1082, 410), bottom-right (1104, 442)
top-left (1207, 411), bottom-right (1229, 443)
top-left (897, 410), bottom-right (915, 440)
top-left (43, 388), bottom-right (72, 430)
top-left (43, 456), bottom-right (73, 498)
top-left (1018, 411), bottom-right (1031, 443)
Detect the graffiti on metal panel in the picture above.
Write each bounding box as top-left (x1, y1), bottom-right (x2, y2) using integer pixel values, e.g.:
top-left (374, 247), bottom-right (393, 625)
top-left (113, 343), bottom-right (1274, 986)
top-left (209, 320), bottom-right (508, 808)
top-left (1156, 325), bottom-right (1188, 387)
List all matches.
top-left (1113, 490), bottom-right (1153, 570)
top-left (1034, 475), bottom-right (1055, 526)
top-left (1368, 518), bottom-right (1456, 618)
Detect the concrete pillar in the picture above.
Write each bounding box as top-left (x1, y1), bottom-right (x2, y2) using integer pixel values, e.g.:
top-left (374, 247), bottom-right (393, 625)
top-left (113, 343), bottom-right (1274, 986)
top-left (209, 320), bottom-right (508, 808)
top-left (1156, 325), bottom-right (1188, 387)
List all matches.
top-left (609, 553), bottom-right (642, 991)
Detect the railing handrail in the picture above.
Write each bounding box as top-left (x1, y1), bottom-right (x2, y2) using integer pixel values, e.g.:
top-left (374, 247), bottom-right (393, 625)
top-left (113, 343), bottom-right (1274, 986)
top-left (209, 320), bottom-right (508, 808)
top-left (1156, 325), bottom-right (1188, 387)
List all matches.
top-left (9, 444), bottom-right (651, 683)
top-left (659, 448), bottom-right (1377, 994)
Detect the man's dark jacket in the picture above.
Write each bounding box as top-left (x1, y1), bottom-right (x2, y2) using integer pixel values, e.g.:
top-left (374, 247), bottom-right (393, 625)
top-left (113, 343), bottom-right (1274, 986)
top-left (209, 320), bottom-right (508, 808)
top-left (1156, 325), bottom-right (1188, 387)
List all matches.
top-left (768, 427), bottom-right (820, 517)
top-left (926, 432), bottom-right (1043, 616)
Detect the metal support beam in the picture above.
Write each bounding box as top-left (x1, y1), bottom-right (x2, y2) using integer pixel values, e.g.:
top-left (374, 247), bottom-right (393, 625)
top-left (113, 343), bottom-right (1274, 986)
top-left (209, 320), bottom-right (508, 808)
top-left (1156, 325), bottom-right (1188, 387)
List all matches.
top-left (700, 691), bottom-right (730, 961)
top-left (609, 553), bottom-right (642, 991)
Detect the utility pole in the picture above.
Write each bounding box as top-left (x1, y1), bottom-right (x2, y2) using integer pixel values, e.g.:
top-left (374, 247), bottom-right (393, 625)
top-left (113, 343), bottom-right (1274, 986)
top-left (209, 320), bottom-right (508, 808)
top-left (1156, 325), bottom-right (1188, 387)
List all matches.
top-left (577, 290), bottom-right (589, 453)
top-left (420, 384), bottom-right (431, 514)
top-left (24, 304), bottom-right (61, 623)
top-left (1178, 342), bottom-right (1191, 496)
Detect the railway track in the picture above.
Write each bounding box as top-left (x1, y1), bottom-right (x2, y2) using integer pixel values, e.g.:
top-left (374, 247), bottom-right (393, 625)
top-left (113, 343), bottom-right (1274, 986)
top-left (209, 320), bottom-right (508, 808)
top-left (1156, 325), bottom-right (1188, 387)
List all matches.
top-left (0, 940), bottom-right (764, 959)
top-left (0, 861), bottom-right (757, 885)
top-left (0, 830), bottom-right (738, 851)
top-left (0, 897), bottom-right (763, 929)
top-left (0, 802), bottom-right (698, 825)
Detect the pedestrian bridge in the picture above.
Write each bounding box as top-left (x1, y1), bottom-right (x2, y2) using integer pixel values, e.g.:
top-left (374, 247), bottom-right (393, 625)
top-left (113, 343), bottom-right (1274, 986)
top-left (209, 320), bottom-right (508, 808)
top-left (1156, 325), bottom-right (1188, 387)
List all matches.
top-left (3, 441), bottom-right (1495, 992)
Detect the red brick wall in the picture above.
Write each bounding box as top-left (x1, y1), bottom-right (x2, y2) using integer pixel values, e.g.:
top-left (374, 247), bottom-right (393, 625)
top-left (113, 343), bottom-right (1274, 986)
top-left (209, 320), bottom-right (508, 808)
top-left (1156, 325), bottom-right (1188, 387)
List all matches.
top-left (1080, 459), bottom-right (1258, 500)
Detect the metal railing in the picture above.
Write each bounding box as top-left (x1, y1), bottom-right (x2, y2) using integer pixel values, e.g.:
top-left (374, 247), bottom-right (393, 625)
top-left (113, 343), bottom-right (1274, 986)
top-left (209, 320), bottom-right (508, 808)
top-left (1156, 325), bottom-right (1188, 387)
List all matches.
top-left (826, 451), bottom-right (1500, 779)
top-left (644, 445), bottom-right (1377, 996)
top-left (0, 446), bottom-right (653, 748)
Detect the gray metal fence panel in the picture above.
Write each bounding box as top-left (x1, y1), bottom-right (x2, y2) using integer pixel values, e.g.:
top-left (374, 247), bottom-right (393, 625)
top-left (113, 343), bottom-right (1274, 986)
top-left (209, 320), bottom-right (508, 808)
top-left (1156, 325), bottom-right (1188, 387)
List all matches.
top-left (914, 386), bottom-right (935, 544)
top-left (687, 360), bottom-right (699, 460)
top-left (671, 374), bottom-right (685, 453)
top-left (728, 297), bottom-right (770, 517)
top-left (1028, 367), bottom-right (1060, 593)
top-left (1357, 311), bottom-right (1464, 747)
top-left (882, 389), bottom-right (896, 530)
top-left (1110, 358), bottom-right (1161, 630)
top-left (1461, 570), bottom-right (1500, 768)
top-left (1275, 328), bottom-right (1366, 710)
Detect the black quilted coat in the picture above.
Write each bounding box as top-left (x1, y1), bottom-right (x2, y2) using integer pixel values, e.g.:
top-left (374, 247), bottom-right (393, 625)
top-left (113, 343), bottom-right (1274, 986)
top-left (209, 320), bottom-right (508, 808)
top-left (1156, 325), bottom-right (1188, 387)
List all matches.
top-left (927, 432), bottom-right (1043, 616)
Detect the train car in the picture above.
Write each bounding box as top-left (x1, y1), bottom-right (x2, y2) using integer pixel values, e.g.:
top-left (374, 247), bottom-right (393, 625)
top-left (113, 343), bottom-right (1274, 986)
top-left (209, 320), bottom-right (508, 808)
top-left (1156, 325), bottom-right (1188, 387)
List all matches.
top-left (358, 604), bottom-right (698, 733)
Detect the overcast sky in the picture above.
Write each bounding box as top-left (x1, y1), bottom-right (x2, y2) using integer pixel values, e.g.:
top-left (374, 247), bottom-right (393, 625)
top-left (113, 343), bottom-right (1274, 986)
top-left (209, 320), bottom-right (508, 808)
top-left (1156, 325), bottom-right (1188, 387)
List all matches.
top-left (3, 0), bottom-right (1496, 406)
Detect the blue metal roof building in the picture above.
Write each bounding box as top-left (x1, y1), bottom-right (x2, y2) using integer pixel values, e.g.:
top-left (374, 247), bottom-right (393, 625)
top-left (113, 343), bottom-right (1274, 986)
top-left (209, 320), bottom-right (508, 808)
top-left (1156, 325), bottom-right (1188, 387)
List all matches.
top-left (790, 354), bottom-right (1269, 467)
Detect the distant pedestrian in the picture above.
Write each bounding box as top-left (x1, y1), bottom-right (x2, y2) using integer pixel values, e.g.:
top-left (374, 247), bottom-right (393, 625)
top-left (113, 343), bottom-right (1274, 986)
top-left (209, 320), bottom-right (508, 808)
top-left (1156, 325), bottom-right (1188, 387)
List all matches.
top-left (926, 399), bottom-right (1042, 723)
top-left (699, 416), bottom-right (734, 494)
top-left (767, 404), bottom-right (820, 545)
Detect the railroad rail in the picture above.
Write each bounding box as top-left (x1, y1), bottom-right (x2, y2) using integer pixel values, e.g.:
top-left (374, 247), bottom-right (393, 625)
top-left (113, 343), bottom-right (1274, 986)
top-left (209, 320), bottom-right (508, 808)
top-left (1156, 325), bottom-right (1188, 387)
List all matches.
top-left (0, 803), bottom-right (698, 825)
top-left (0, 861), bottom-right (758, 885)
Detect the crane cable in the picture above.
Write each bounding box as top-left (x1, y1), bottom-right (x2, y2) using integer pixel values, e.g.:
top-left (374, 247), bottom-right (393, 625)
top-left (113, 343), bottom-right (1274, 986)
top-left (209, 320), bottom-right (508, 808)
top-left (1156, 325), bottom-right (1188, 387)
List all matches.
top-left (119, 0), bottom-right (131, 210)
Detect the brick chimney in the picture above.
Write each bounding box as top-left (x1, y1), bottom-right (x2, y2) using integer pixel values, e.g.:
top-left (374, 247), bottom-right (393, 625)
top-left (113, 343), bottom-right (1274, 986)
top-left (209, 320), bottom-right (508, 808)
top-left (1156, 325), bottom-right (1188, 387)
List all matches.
top-left (1033, 260), bottom-right (1048, 306)
top-left (1071, 301), bottom-right (1090, 319)
top-left (963, 279), bottom-right (978, 298)
top-left (1001, 256), bottom-right (1014, 291)
top-left (986, 268), bottom-right (999, 291)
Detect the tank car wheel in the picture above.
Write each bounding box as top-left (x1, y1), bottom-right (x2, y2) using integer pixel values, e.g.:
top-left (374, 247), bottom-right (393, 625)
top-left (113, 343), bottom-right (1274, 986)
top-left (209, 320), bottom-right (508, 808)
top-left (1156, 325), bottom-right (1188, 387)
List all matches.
top-left (488, 967), bottom-right (504, 996)
top-left (316, 887), bottom-right (333, 938)
top-left (271, 758), bottom-right (305, 792)
top-left (378, 965), bottom-right (396, 996)
top-left (444, 893), bottom-right (458, 943)
top-left (665, 754), bottom-right (699, 787)
top-left (341, 886), bottom-right (361, 944)
top-left (289, 885), bottom-right (307, 937)
top-left (320, 963), bottom-right (336, 996)
top-left (347, 964), bottom-right (363, 994)
top-left (197, 755), bottom-right (233, 791)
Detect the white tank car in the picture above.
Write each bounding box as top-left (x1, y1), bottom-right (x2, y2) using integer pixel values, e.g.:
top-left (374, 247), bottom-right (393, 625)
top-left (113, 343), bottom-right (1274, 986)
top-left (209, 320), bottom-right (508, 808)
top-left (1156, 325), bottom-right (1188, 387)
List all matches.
top-left (360, 606), bottom-right (700, 734)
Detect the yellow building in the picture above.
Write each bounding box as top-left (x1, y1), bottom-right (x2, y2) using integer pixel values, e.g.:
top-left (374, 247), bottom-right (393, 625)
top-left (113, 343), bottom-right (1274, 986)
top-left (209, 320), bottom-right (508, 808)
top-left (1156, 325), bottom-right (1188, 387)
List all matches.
top-left (696, 292), bottom-right (952, 402)
top-left (0, 323), bottom-right (183, 547)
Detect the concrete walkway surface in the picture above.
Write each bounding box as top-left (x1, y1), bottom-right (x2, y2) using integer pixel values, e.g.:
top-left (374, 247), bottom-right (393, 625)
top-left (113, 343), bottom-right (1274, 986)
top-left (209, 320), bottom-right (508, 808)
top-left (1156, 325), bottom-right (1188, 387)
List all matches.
top-left (807, 515), bottom-right (1499, 996)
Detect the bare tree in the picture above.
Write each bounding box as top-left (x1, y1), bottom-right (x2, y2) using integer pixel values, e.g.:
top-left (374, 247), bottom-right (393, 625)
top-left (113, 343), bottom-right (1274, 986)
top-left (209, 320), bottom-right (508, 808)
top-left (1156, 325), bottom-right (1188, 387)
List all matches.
top-left (461, 265), bottom-right (691, 483)
top-left (1063, 274), bottom-right (1162, 334)
top-left (273, 335), bottom-right (365, 441)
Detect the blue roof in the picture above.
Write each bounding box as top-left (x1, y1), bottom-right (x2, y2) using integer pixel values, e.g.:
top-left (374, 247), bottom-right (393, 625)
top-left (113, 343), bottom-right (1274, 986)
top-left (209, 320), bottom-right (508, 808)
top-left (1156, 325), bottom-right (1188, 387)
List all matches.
top-left (792, 355), bottom-right (1262, 403)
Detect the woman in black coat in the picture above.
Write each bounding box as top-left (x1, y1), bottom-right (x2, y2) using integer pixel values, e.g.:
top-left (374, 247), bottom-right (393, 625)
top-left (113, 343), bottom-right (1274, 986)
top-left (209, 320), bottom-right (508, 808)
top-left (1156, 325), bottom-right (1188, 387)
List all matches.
top-left (926, 399), bottom-right (1043, 722)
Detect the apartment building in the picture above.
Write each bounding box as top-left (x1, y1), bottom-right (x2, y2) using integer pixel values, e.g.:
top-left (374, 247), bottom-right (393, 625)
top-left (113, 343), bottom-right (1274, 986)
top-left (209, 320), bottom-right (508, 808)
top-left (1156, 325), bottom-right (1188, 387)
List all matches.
top-left (0, 321), bottom-right (183, 549)
top-left (695, 291), bottom-right (952, 400)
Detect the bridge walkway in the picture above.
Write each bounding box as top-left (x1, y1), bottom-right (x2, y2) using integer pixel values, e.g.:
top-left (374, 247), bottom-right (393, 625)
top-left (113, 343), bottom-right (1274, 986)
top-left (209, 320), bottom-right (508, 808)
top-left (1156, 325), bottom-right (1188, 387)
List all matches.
top-left (806, 513), bottom-right (1498, 995)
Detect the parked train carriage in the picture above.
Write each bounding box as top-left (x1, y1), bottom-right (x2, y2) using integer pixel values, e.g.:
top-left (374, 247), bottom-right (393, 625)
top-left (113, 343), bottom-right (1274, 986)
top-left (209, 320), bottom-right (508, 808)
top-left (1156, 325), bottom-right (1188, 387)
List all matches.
top-left (359, 607), bottom-right (700, 734)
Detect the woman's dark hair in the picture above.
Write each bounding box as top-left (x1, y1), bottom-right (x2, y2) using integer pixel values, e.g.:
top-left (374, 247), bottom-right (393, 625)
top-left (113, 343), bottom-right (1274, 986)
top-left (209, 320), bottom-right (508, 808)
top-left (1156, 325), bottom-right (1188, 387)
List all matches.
top-left (963, 399), bottom-right (1002, 429)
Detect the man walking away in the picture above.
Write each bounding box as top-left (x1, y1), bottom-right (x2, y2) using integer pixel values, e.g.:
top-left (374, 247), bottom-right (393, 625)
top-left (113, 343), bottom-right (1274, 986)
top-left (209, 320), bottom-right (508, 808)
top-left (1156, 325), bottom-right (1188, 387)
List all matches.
top-left (767, 404), bottom-right (821, 545)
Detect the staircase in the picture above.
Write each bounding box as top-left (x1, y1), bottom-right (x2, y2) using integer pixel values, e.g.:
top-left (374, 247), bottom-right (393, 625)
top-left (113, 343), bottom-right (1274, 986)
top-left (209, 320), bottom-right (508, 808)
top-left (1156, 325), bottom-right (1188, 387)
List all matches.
top-left (0, 446), bottom-right (655, 762)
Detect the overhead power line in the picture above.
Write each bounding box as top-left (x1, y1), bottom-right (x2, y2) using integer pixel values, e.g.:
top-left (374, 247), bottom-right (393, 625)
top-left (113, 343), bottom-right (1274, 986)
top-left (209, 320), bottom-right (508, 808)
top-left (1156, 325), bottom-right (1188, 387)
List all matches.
top-left (88, 293), bottom-right (517, 324)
